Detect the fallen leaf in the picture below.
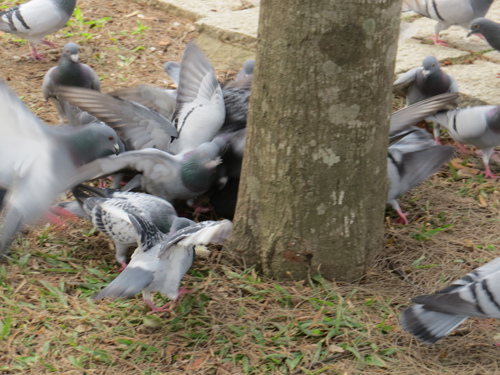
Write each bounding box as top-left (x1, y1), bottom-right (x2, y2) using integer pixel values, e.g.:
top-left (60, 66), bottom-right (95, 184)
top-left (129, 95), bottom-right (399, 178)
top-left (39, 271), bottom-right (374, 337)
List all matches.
top-left (478, 194), bottom-right (488, 207)
top-left (158, 38), bottom-right (171, 46)
top-left (328, 344), bottom-right (345, 353)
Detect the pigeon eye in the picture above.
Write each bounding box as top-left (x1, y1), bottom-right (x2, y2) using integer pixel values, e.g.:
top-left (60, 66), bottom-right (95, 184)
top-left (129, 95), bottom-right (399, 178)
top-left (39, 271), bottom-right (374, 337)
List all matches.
top-left (432, 63), bottom-right (436, 67)
top-left (108, 136), bottom-right (114, 141)
top-left (475, 24), bottom-right (479, 28)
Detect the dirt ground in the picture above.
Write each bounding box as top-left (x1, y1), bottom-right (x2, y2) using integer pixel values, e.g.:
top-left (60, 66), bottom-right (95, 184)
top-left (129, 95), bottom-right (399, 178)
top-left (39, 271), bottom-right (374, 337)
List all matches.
top-left (2, 0), bottom-right (500, 373)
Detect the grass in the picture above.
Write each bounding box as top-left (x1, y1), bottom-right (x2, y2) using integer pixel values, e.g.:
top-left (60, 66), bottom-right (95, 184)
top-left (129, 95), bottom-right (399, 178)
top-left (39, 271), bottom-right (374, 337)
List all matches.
top-left (0, 237), bottom-right (402, 374)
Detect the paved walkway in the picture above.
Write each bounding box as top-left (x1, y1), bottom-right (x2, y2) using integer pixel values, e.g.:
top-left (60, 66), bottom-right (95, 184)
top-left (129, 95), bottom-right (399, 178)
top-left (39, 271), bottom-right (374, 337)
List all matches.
top-left (143, 0), bottom-right (500, 105)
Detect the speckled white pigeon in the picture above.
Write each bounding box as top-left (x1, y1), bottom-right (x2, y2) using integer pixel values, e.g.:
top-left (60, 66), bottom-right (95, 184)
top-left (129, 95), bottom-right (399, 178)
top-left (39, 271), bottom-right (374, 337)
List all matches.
top-left (92, 209), bottom-right (233, 314)
top-left (71, 184), bottom-right (178, 270)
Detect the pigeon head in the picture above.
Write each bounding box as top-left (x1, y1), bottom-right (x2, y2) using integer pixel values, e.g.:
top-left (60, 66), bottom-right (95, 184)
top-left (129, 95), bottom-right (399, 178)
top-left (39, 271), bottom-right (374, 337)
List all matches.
top-left (421, 56), bottom-right (440, 78)
top-left (487, 106), bottom-right (500, 134)
top-left (62, 42), bottom-right (80, 63)
top-left (66, 123), bottom-right (121, 166)
top-left (181, 142), bottom-right (222, 193)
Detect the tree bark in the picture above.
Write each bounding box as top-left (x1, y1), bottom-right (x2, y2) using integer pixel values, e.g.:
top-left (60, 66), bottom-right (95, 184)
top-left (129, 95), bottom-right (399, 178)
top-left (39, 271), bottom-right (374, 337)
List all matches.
top-left (228, 0), bottom-right (401, 281)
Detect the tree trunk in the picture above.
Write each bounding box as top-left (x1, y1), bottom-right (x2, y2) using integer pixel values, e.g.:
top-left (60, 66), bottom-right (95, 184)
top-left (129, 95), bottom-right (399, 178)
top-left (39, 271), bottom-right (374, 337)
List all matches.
top-left (228, 0), bottom-right (401, 281)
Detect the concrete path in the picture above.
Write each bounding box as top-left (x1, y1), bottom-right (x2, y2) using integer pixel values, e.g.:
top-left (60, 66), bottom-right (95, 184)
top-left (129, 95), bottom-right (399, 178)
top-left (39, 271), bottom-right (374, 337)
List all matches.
top-left (140, 0), bottom-right (500, 105)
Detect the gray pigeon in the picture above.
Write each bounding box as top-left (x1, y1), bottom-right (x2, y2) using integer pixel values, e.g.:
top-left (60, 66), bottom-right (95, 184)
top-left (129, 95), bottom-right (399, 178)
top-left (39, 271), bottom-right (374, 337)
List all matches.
top-left (386, 93), bottom-right (459, 224)
top-left (92, 211), bottom-right (233, 313)
top-left (427, 105), bottom-right (500, 178)
top-left (42, 42), bottom-right (101, 123)
top-left (402, 0), bottom-right (494, 46)
top-left (388, 129), bottom-right (454, 224)
top-left (71, 184), bottom-right (178, 270)
top-left (468, 17), bottom-right (500, 49)
top-left (169, 42), bottom-right (226, 154)
top-left (54, 86), bottom-right (179, 152)
top-left (0, 80), bottom-right (120, 256)
top-left (65, 140), bottom-right (223, 203)
top-left (235, 59), bottom-right (254, 81)
top-left (468, 18), bottom-right (500, 77)
top-left (0, 0), bottom-right (77, 60)
top-left (401, 256), bottom-right (500, 344)
top-left (393, 56), bottom-right (459, 143)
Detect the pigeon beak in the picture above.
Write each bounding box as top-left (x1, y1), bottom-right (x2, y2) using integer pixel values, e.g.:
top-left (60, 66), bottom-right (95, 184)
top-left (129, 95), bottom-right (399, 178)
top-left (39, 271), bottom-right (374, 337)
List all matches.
top-left (422, 69), bottom-right (430, 78)
top-left (70, 53), bottom-right (79, 63)
top-left (466, 30), bottom-right (472, 37)
top-left (113, 143), bottom-right (120, 154)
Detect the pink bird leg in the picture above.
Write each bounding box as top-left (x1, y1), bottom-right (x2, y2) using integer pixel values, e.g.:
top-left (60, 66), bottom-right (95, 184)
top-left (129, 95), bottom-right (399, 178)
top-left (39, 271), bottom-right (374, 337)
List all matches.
top-left (394, 209), bottom-right (409, 225)
top-left (146, 284), bottom-right (196, 314)
top-left (28, 45), bottom-right (47, 61)
top-left (119, 261), bottom-right (127, 272)
top-left (431, 34), bottom-right (449, 47)
top-left (483, 165), bottom-right (498, 179)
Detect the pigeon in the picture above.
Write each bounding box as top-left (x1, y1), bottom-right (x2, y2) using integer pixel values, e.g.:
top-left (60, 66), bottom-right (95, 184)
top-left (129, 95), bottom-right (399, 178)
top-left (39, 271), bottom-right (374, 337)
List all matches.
top-left (387, 93), bottom-right (459, 224)
top-left (427, 105), bottom-right (500, 178)
top-left (401, 0), bottom-right (494, 46)
top-left (42, 42), bottom-right (101, 123)
top-left (54, 86), bottom-right (179, 152)
top-left (71, 184), bottom-right (178, 270)
top-left (92, 210), bottom-right (233, 313)
top-left (221, 76), bottom-right (252, 132)
top-left (400, 256), bottom-right (500, 344)
top-left (387, 129), bottom-right (454, 224)
top-left (393, 56), bottom-right (459, 143)
top-left (235, 59), bottom-right (254, 81)
top-left (209, 129), bottom-right (246, 219)
top-left (0, 0), bottom-right (77, 60)
top-left (169, 42), bottom-right (226, 154)
top-left (393, 57), bottom-right (459, 107)
top-left (0, 80), bottom-right (120, 256)
top-left (64, 140), bottom-right (224, 204)
top-left (468, 17), bottom-right (500, 49)
top-left (468, 18), bottom-right (500, 77)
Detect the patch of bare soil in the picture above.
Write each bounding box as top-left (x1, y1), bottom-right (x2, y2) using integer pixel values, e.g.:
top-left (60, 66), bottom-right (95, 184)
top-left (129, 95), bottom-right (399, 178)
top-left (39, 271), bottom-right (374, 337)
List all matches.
top-left (2, 0), bottom-right (500, 373)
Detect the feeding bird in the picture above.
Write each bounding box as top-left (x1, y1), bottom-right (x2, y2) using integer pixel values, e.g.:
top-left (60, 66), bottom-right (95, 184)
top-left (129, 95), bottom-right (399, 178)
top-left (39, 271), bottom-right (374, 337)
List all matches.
top-left (70, 184), bottom-right (178, 270)
top-left (0, 0), bottom-right (77, 60)
top-left (92, 209), bottom-right (233, 313)
top-left (64, 140), bottom-right (224, 204)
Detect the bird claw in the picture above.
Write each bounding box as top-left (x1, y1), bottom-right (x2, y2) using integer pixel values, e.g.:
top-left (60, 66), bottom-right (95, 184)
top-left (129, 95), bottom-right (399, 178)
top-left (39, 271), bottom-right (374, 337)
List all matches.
top-left (483, 169), bottom-right (498, 179)
top-left (119, 261), bottom-right (128, 272)
top-left (147, 302), bottom-right (172, 315)
top-left (431, 35), bottom-right (449, 47)
top-left (394, 210), bottom-right (409, 225)
top-left (28, 51), bottom-right (47, 61)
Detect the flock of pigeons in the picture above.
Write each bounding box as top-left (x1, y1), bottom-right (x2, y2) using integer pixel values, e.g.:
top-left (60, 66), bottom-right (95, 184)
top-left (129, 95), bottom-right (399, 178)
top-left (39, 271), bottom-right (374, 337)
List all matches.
top-left (2, 0), bottom-right (500, 346)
